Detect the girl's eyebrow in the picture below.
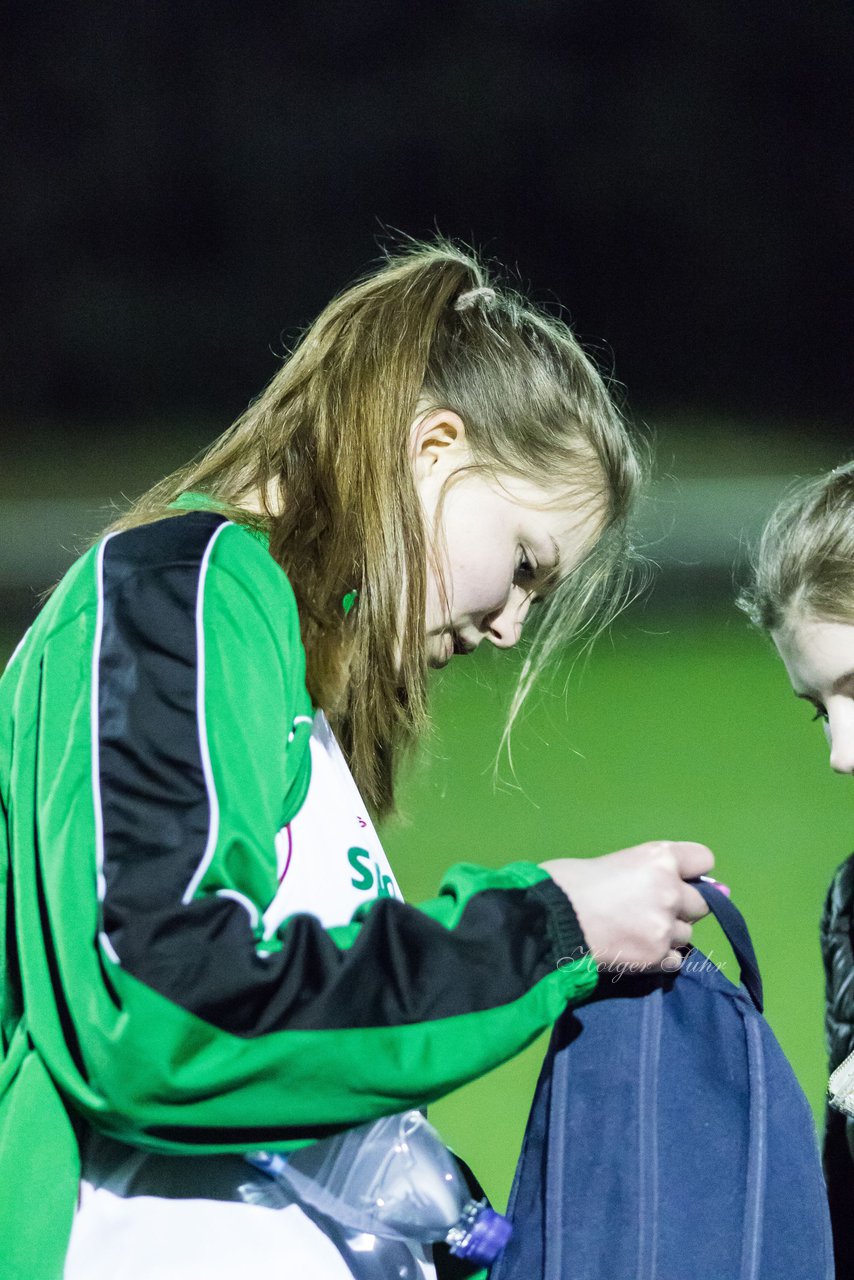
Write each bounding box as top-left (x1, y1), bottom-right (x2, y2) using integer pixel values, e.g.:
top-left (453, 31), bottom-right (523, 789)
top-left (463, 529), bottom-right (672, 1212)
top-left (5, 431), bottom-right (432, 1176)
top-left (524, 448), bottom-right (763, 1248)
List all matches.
top-left (794, 670), bottom-right (854, 700)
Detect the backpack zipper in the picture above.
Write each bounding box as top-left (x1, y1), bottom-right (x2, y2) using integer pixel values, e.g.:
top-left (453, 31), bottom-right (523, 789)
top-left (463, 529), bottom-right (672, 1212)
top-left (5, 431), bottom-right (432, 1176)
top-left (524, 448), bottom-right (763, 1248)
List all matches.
top-left (739, 1013), bottom-right (767, 1280)
top-left (635, 989), bottom-right (663, 1280)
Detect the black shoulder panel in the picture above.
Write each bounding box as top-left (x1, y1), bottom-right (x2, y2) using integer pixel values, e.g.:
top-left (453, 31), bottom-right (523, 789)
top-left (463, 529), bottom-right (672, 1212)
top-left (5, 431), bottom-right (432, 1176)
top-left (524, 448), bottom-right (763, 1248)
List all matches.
top-left (98, 511), bottom-right (228, 942)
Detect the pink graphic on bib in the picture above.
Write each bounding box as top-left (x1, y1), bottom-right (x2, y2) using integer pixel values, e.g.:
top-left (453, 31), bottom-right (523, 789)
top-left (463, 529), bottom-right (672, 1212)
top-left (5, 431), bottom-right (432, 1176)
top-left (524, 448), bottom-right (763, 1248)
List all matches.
top-left (277, 825), bottom-right (293, 884)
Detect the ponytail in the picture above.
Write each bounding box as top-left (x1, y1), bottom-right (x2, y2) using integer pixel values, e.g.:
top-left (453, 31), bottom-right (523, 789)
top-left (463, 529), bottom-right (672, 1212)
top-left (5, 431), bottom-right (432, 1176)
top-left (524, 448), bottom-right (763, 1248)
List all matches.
top-left (264, 246), bottom-right (482, 809)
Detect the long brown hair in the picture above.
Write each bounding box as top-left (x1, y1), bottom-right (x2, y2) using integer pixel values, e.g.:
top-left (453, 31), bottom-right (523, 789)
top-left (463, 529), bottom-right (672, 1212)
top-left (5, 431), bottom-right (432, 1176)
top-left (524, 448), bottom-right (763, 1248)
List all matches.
top-left (105, 239), bottom-right (645, 815)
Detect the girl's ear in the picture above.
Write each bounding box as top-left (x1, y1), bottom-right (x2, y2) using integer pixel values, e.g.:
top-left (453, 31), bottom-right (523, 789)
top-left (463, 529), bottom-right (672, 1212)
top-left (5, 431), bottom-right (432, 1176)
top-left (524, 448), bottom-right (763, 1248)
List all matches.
top-left (409, 409), bottom-right (467, 479)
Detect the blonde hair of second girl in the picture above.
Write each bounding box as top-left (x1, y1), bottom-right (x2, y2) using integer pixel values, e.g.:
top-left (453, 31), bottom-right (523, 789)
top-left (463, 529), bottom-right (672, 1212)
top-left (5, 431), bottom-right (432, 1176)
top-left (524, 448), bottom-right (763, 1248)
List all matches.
top-left (739, 461), bottom-right (854, 632)
top-left (104, 238), bottom-right (646, 816)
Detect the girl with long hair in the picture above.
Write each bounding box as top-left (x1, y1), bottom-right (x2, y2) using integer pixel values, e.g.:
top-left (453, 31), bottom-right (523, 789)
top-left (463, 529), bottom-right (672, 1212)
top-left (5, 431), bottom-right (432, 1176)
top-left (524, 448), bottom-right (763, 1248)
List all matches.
top-left (740, 461), bottom-right (854, 1277)
top-left (0, 240), bottom-right (714, 1278)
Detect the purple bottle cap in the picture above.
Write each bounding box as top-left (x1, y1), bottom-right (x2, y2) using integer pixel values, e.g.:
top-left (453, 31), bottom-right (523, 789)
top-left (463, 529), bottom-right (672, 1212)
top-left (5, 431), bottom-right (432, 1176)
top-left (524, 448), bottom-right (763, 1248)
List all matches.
top-left (449, 1207), bottom-right (513, 1265)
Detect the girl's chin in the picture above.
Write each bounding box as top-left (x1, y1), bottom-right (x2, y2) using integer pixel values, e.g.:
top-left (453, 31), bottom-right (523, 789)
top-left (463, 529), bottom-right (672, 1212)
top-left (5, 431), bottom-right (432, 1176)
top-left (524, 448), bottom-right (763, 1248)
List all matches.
top-left (427, 630), bottom-right (454, 669)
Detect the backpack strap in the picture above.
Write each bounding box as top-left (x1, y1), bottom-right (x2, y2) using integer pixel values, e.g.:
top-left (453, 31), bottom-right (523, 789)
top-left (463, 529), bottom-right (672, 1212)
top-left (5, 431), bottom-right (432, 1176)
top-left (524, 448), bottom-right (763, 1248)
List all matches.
top-left (690, 880), bottom-right (764, 1014)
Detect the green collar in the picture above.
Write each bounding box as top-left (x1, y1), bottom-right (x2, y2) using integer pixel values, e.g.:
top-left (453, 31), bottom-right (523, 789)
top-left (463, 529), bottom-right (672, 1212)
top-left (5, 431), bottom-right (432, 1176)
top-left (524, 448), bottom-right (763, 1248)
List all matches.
top-left (171, 491), bottom-right (358, 615)
top-left (168, 490), bottom-right (227, 513)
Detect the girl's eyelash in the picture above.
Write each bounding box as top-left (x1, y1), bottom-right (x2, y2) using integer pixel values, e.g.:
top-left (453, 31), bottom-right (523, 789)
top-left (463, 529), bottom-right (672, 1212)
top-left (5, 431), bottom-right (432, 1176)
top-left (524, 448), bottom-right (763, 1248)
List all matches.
top-left (812, 706), bottom-right (828, 723)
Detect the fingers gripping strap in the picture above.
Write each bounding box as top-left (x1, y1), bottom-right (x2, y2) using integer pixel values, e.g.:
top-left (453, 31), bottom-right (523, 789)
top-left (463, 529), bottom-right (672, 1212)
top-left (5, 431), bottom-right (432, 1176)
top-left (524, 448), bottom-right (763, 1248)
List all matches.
top-left (691, 880), bottom-right (764, 1013)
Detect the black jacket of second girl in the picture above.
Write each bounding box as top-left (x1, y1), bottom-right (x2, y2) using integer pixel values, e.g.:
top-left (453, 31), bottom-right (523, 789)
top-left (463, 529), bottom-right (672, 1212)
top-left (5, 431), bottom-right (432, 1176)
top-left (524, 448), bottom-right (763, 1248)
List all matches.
top-left (821, 852), bottom-right (854, 1277)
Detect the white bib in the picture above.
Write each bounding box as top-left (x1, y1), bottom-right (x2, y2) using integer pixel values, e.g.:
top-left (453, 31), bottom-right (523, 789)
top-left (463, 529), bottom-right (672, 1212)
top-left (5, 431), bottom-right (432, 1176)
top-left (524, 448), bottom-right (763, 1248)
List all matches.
top-left (265, 710), bottom-right (402, 934)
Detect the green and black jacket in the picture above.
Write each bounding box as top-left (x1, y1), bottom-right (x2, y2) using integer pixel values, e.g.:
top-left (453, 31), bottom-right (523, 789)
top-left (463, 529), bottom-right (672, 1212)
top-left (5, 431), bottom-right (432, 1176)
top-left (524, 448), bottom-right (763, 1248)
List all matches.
top-left (0, 497), bottom-right (598, 1277)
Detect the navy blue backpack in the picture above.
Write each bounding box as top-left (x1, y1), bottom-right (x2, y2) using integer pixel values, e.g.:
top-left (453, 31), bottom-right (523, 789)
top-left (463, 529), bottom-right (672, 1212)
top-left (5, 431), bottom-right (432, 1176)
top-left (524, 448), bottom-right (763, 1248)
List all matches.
top-left (491, 883), bottom-right (834, 1280)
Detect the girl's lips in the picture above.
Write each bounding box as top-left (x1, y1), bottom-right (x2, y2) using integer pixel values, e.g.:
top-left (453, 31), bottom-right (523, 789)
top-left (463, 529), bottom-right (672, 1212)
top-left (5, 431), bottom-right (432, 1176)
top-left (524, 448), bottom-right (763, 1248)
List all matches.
top-left (452, 632), bottom-right (475, 655)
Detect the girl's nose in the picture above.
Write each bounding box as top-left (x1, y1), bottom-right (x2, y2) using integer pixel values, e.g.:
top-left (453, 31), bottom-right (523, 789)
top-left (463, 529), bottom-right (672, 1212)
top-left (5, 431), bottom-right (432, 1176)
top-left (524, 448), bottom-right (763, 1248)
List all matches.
top-left (486, 592), bottom-right (532, 649)
top-left (829, 738), bottom-right (854, 776)
top-left (828, 713), bottom-right (854, 775)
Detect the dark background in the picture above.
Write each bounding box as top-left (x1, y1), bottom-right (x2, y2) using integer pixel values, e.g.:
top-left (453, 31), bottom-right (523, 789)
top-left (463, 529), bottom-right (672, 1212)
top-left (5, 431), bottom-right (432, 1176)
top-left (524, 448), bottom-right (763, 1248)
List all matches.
top-left (5, 0), bottom-right (853, 434)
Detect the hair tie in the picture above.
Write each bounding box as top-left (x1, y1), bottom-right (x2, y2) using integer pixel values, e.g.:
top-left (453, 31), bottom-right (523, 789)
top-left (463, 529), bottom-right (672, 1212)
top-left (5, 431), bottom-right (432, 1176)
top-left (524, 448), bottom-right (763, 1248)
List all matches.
top-left (454, 286), bottom-right (497, 312)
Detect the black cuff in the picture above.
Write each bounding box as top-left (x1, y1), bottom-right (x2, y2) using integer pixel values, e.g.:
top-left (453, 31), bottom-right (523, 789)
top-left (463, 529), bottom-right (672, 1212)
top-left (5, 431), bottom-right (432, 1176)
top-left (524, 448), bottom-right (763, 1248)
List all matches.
top-left (530, 876), bottom-right (591, 968)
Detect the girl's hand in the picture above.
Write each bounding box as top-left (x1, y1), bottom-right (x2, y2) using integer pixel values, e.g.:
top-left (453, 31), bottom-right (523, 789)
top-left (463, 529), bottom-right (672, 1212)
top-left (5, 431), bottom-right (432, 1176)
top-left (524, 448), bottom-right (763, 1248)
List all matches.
top-left (540, 841), bottom-right (714, 974)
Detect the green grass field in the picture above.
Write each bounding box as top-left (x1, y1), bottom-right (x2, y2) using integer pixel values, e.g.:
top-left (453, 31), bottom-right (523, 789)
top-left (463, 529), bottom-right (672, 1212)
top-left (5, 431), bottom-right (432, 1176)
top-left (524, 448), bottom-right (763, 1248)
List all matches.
top-left (2, 583), bottom-right (849, 1214)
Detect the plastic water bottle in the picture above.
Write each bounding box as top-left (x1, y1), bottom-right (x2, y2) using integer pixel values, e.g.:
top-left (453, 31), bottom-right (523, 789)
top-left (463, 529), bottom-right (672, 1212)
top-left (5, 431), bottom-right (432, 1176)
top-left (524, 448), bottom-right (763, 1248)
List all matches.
top-left (247, 1110), bottom-right (511, 1274)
